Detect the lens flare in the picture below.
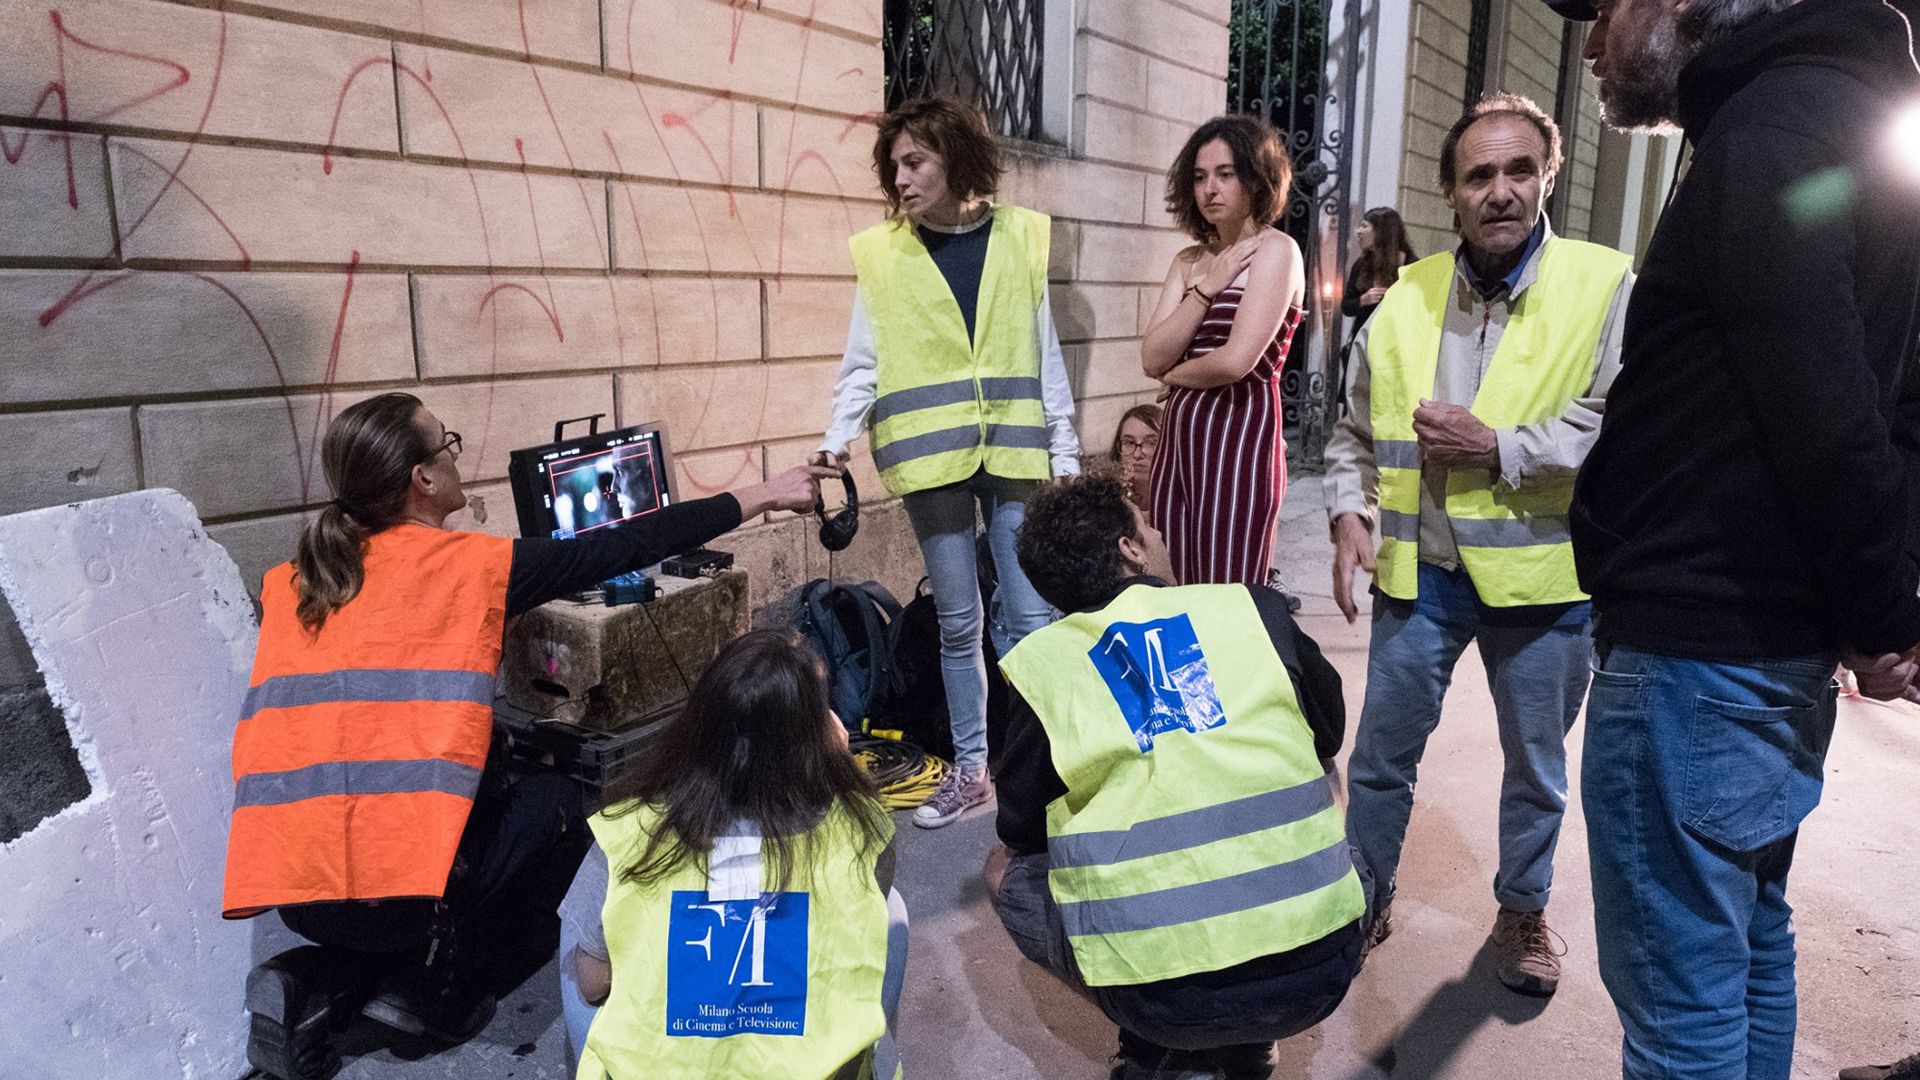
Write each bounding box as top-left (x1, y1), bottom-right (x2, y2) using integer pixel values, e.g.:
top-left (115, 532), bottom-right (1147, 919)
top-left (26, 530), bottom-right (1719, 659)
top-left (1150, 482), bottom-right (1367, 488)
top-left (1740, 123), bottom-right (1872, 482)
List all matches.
top-left (1894, 100), bottom-right (1920, 183)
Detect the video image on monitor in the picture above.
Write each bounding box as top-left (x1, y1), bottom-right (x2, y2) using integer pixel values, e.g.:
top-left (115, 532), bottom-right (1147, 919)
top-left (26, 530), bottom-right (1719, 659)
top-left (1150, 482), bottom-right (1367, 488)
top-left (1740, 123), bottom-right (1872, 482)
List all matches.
top-left (545, 442), bottom-right (662, 538)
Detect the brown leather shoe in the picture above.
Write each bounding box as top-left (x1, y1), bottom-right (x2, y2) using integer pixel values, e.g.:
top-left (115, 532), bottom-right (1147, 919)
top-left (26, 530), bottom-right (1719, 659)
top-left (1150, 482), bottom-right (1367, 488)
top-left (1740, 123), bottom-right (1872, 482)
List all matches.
top-left (1491, 906), bottom-right (1564, 996)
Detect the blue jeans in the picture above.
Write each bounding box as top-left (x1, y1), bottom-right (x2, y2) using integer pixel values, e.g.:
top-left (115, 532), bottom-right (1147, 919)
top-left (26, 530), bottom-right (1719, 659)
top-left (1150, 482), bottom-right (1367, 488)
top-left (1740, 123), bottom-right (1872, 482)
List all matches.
top-left (1346, 562), bottom-right (1591, 914)
top-left (1584, 645), bottom-right (1838, 1080)
top-left (901, 471), bottom-right (1052, 772)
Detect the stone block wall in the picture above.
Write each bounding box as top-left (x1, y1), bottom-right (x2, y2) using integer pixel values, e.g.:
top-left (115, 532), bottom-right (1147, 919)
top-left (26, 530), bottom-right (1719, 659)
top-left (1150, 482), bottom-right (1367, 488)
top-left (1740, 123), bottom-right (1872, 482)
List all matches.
top-left (0, 0), bottom-right (1225, 641)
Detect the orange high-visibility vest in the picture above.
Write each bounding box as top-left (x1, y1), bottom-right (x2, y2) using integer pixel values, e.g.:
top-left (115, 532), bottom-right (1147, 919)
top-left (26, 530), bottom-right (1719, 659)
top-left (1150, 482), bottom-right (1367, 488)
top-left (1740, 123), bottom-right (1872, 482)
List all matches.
top-left (222, 524), bottom-right (514, 918)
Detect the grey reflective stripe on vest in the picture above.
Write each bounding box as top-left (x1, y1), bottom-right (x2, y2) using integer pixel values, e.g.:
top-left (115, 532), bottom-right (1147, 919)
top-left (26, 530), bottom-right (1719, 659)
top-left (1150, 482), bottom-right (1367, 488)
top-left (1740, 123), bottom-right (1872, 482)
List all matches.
top-left (1375, 439), bottom-right (1421, 471)
top-left (978, 375), bottom-right (1042, 402)
top-left (871, 424), bottom-right (981, 473)
top-left (1379, 508), bottom-right (1420, 543)
top-left (1048, 776), bottom-right (1336, 870)
top-left (983, 423), bottom-right (1050, 450)
top-left (871, 379), bottom-right (976, 427)
top-left (233, 757), bottom-right (483, 809)
top-left (1450, 516), bottom-right (1572, 548)
top-left (1056, 838), bottom-right (1355, 938)
top-left (871, 376), bottom-right (1043, 427)
top-left (241, 668), bottom-right (495, 720)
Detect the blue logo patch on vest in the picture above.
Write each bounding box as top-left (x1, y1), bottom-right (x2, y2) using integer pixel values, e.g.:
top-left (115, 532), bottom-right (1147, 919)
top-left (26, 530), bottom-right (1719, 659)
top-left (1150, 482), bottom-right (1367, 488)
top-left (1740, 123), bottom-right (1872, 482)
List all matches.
top-left (665, 891), bottom-right (809, 1038)
top-left (1088, 614), bottom-right (1227, 752)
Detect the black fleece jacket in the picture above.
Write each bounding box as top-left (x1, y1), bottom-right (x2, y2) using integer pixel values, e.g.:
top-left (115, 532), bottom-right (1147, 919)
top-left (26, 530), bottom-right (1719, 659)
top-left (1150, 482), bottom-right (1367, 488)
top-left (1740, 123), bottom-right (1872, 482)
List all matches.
top-left (1571, 0), bottom-right (1920, 659)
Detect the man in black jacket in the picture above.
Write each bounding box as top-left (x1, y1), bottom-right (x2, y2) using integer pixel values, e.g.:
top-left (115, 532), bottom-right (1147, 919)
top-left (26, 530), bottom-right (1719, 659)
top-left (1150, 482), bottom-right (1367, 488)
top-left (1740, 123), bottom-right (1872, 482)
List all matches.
top-left (1559, 0), bottom-right (1920, 1076)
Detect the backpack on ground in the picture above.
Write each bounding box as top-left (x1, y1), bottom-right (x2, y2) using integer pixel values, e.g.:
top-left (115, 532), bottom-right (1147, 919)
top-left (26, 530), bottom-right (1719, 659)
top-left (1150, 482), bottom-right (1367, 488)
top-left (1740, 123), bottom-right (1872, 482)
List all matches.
top-left (792, 579), bottom-right (902, 732)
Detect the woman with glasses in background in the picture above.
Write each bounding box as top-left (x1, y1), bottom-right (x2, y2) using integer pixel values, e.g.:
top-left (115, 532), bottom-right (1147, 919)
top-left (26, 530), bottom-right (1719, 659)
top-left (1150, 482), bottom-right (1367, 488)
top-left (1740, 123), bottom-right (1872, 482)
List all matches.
top-left (1108, 403), bottom-right (1162, 521)
top-left (222, 393), bottom-right (830, 1071)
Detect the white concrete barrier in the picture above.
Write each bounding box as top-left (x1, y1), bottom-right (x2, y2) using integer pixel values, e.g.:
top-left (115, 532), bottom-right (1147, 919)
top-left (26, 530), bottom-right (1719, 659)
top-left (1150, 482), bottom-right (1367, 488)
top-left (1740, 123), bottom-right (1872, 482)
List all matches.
top-left (0, 489), bottom-right (257, 1079)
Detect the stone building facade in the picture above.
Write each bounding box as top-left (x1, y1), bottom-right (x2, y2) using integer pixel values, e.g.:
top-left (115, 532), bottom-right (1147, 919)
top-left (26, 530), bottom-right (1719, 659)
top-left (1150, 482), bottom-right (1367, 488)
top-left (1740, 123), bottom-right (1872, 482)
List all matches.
top-left (0, 0), bottom-right (1229, 683)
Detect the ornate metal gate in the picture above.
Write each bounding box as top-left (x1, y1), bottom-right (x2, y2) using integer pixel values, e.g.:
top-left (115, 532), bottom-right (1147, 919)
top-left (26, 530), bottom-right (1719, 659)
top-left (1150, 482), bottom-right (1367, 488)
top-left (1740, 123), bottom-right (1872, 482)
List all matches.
top-left (1227, 0), bottom-right (1360, 463)
top-left (883, 0), bottom-right (1045, 141)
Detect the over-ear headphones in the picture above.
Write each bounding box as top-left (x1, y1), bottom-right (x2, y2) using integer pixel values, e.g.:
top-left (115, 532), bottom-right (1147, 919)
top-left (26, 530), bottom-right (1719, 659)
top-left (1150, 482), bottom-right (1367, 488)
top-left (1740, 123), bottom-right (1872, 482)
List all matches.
top-left (814, 464), bottom-right (859, 552)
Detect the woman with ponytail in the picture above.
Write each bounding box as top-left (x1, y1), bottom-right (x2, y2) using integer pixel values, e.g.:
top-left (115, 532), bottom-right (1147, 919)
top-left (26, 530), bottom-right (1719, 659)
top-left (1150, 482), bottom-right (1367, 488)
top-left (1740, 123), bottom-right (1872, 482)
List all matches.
top-left (223, 393), bottom-right (833, 1062)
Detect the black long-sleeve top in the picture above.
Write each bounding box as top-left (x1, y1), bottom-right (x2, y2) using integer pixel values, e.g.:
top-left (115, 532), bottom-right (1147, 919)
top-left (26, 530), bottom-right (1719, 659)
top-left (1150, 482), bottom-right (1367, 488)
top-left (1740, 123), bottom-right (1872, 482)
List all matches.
top-left (994, 577), bottom-right (1347, 857)
top-left (503, 494), bottom-right (742, 617)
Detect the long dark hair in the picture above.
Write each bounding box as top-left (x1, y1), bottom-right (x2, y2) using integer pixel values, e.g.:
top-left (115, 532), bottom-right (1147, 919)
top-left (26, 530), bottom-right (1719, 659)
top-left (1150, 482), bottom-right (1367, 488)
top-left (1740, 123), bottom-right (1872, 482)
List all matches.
top-left (1354, 207), bottom-right (1417, 290)
top-left (1164, 114), bottom-right (1292, 242)
top-left (293, 393), bottom-right (433, 633)
top-left (873, 96), bottom-right (1003, 220)
top-left (601, 629), bottom-right (888, 892)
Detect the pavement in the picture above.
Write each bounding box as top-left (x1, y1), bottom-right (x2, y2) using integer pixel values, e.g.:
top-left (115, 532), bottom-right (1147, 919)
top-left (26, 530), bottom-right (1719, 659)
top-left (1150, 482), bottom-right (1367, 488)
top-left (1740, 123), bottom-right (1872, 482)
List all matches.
top-left (246, 474), bottom-right (1920, 1080)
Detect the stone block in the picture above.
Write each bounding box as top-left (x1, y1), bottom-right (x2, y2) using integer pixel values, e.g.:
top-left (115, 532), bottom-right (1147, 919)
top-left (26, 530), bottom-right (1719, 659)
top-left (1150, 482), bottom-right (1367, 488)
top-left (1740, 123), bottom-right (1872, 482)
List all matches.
top-left (610, 183), bottom-right (877, 277)
top-left (0, 128), bottom-right (112, 259)
top-left (0, 684), bottom-right (90, 845)
top-left (0, 489), bottom-right (257, 1078)
top-left (1139, 283), bottom-right (1167, 334)
top-left (0, 408), bottom-right (139, 517)
top-left (616, 358), bottom-right (842, 453)
top-left (712, 515), bottom-right (811, 624)
top-left (1076, 221), bottom-right (1189, 285)
top-left (1081, 0), bottom-right (1229, 74)
top-left (0, 0), bottom-right (396, 154)
top-left (1050, 281), bottom-right (1142, 344)
top-left (762, 106), bottom-right (879, 200)
top-left (501, 568), bottom-right (750, 729)
top-left (757, 0), bottom-right (883, 41)
top-left (1146, 56), bottom-right (1226, 127)
top-left (1079, 35), bottom-right (1149, 110)
top-left (413, 274), bottom-right (762, 378)
top-left (603, 0), bottom-right (879, 116)
top-left (1074, 338), bottom-right (1159, 398)
top-left (139, 374), bottom-right (616, 519)
top-left (204, 510), bottom-right (303, 593)
top-left (1081, 98), bottom-right (1191, 172)
top-left (0, 269), bottom-right (414, 404)
top-left (396, 44), bottom-right (756, 188)
top-left (798, 495), bottom-right (922, 614)
top-left (766, 278), bottom-right (854, 360)
top-left (218, 0), bottom-right (601, 65)
top-left (1000, 151), bottom-right (1146, 226)
top-left (110, 138), bottom-right (609, 270)
top-left (670, 442), bottom-right (768, 504)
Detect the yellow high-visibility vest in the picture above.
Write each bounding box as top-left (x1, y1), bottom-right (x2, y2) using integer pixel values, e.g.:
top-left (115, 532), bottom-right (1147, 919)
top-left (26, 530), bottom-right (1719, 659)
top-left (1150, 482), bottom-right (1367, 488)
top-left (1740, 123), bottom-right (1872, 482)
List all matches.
top-left (999, 583), bottom-right (1364, 987)
top-left (849, 206), bottom-right (1052, 495)
top-left (578, 803), bottom-right (892, 1080)
top-left (1368, 239), bottom-right (1630, 606)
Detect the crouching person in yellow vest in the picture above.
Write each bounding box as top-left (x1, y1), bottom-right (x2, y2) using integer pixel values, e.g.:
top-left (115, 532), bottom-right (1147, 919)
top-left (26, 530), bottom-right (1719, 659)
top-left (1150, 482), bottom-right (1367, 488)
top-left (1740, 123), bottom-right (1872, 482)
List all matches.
top-left (987, 474), bottom-right (1369, 1080)
top-left (1323, 94), bottom-right (1632, 996)
top-left (558, 629), bottom-right (907, 1080)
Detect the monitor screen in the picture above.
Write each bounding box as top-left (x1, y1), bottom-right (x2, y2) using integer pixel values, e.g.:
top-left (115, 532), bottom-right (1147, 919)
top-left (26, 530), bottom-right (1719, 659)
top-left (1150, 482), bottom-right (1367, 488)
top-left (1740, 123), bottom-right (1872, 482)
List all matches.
top-left (508, 423), bottom-right (676, 540)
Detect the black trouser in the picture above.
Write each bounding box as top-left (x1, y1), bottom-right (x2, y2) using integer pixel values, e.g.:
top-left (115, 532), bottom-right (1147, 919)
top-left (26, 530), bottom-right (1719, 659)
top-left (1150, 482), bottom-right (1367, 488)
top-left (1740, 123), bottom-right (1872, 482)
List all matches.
top-left (278, 771), bottom-right (590, 982)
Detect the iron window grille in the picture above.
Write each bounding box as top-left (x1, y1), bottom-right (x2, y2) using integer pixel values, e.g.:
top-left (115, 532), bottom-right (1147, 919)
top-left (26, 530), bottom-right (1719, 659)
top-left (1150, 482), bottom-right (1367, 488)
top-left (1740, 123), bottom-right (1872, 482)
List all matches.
top-left (883, 0), bottom-right (1046, 142)
top-left (1463, 0), bottom-right (1496, 107)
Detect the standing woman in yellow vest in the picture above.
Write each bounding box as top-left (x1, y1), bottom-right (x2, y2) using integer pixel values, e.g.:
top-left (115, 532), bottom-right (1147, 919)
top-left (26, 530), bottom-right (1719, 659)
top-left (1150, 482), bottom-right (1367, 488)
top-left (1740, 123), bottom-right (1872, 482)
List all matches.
top-left (1140, 114), bottom-right (1306, 595)
top-left (817, 96), bottom-right (1082, 829)
top-left (559, 629), bottom-right (902, 1080)
top-left (223, 394), bottom-right (828, 1068)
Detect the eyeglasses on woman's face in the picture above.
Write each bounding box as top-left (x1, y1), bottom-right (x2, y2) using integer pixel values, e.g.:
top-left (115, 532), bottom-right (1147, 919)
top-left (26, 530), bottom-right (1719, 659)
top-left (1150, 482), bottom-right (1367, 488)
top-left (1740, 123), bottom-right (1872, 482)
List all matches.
top-left (425, 430), bottom-right (463, 462)
top-left (1119, 435), bottom-right (1159, 456)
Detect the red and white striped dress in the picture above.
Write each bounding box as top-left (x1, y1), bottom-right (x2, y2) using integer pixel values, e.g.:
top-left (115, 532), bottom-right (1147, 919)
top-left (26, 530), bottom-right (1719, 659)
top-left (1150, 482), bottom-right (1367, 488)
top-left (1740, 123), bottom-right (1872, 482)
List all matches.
top-left (1149, 287), bottom-right (1304, 587)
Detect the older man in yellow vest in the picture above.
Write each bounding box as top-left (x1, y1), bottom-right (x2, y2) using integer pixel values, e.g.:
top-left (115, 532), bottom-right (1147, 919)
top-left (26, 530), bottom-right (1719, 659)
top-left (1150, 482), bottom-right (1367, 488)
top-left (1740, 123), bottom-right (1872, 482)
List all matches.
top-left (1324, 93), bottom-right (1632, 997)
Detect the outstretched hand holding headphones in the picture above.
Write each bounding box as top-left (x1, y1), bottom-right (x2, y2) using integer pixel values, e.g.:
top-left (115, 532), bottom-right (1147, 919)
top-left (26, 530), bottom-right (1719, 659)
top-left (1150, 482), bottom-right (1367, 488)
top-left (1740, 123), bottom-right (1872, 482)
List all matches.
top-left (808, 451), bottom-right (860, 552)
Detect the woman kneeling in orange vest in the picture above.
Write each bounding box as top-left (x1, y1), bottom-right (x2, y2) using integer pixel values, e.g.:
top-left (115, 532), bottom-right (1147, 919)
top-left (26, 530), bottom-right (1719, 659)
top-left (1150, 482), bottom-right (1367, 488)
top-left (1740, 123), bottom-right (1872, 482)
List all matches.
top-left (222, 393), bottom-right (831, 1068)
top-left (559, 628), bottom-right (905, 1080)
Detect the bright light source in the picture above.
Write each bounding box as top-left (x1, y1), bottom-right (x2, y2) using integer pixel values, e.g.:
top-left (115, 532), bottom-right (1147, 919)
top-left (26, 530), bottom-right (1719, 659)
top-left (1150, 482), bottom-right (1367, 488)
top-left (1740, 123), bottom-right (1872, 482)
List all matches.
top-left (1322, 281), bottom-right (1335, 298)
top-left (1893, 100), bottom-right (1920, 183)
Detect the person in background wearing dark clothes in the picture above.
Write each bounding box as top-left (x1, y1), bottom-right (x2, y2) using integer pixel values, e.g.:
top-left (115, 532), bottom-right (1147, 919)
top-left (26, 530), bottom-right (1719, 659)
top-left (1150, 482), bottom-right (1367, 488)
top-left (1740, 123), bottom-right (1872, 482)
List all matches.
top-left (224, 393), bottom-right (830, 1075)
top-left (1568, 0), bottom-right (1920, 1075)
top-left (1337, 208), bottom-right (1418, 410)
top-left (986, 474), bottom-right (1367, 1080)
top-left (1340, 207), bottom-right (1418, 331)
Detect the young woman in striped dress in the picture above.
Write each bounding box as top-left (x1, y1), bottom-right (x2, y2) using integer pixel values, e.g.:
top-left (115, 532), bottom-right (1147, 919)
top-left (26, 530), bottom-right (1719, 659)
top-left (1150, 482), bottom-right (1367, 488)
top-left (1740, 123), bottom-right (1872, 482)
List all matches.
top-left (1140, 114), bottom-right (1306, 589)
